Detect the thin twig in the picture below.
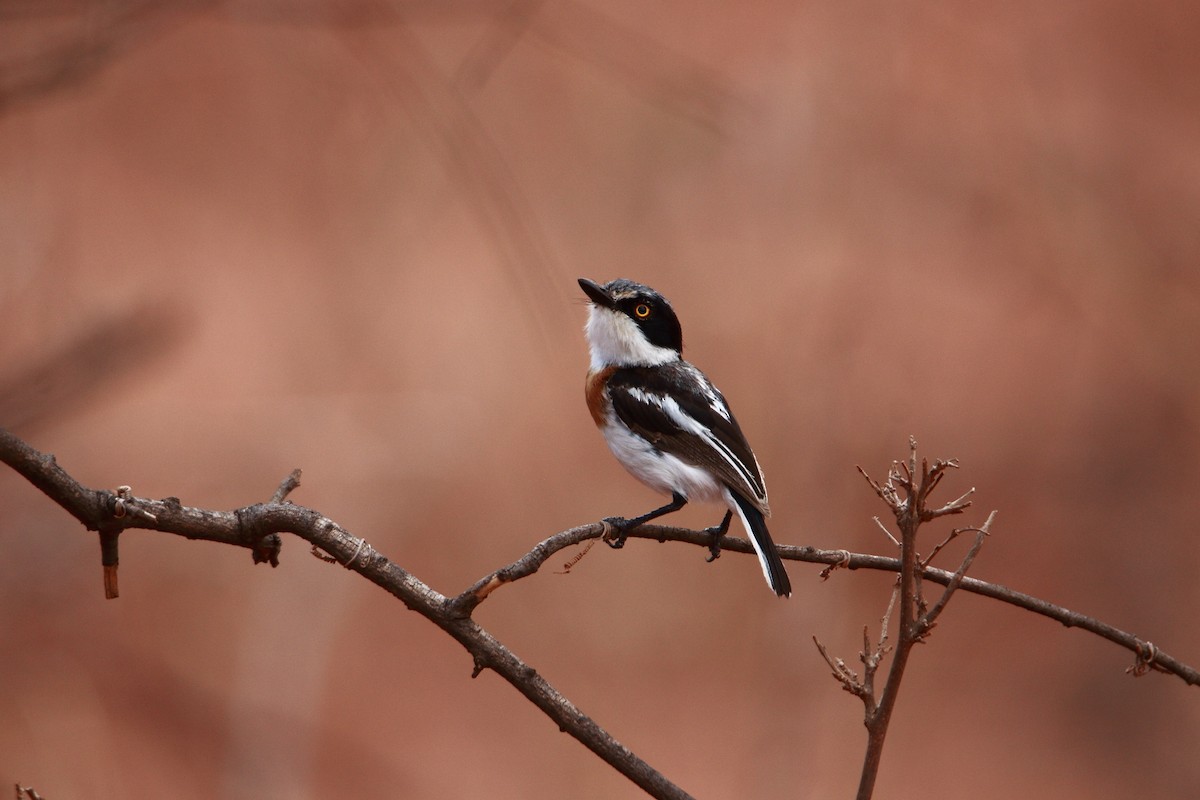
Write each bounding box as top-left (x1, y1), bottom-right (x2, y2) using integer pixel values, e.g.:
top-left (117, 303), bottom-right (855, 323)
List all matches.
top-left (921, 525), bottom-right (962, 567)
top-left (919, 513), bottom-right (995, 632)
top-left (872, 516), bottom-right (900, 548)
top-left (270, 468), bottom-right (303, 503)
top-left (450, 525), bottom-right (603, 616)
top-left (861, 580), bottom-right (899, 703)
top-left (858, 463), bottom-right (903, 511)
top-left (813, 635), bottom-right (869, 703)
top-left (924, 487), bottom-right (975, 520)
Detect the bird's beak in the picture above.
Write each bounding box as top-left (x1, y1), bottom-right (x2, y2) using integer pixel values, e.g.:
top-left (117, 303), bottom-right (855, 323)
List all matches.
top-left (578, 278), bottom-right (615, 308)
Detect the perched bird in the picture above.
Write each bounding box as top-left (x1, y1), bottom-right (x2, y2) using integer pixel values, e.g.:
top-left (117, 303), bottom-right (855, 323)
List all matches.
top-left (578, 277), bottom-right (791, 597)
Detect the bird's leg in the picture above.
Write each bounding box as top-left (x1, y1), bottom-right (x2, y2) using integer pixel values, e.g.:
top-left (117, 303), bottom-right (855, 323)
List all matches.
top-left (702, 510), bottom-right (733, 562)
top-left (603, 492), bottom-right (688, 549)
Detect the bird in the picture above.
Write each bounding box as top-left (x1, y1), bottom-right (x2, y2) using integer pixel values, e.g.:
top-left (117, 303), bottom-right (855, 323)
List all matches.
top-left (578, 277), bottom-right (791, 597)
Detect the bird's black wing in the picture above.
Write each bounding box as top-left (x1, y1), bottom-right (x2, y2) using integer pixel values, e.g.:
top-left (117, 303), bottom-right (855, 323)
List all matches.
top-left (607, 362), bottom-right (769, 514)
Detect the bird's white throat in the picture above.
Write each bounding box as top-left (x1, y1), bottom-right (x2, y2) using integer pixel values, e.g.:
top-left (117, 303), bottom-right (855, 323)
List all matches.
top-left (584, 306), bottom-right (678, 371)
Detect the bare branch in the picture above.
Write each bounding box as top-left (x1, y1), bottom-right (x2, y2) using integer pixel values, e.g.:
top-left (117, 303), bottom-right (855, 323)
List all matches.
top-left (871, 516), bottom-right (900, 547)
top-left (800, 541), bottom-right (1196, 685)
top-left (844, 445), bottom-right (981, 799)
top-left (270, 468), bottom-right (303, 503)
top-left (520, 519), bottom-right (1200, 688)
top-left (450, 524), bottom-right (603, 615)
top-left (0, 428), bottom-right (694, 800)
top-left (854, 442), bottom-right (926, 800)
top-left (921, 524), bottom-right (963, 567)
top-left (856, 465), bottom-right (897, 509)
top-left (3, 427), bottom-right (1198, 800)
top-left (1126, 640), bottom-right (1170, 678)
top-left (449, 515), bottom-right (1200, 689)
top-left (818, 549), bottom-right (852, 580)
top-left (919, 512), bottom-right (995, 632)
top-left (863, 581), bottom-right (899, 699)
top-left (813, 635), bottom-right (870, 703)
top-left (924, 486), bottom-right (975, 520)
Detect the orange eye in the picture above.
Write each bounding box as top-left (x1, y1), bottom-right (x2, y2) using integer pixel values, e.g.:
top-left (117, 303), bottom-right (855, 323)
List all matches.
top-left (634, 303), bottom-right (651, 318)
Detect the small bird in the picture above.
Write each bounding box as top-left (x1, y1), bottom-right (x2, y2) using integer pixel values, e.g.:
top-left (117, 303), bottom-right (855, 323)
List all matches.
top-left (578, 277), bottom-right (791, 597)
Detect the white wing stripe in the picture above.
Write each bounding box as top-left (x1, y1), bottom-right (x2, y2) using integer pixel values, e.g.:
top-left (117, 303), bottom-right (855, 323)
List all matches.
top-left (685, 365), bottom-right (732, 423)
top-left (624, 387), bottom-right (765, 502)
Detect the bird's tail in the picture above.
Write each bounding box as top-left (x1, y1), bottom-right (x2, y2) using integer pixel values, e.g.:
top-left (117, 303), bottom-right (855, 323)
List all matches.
top-left (728, 491), bottom-right (792, 597)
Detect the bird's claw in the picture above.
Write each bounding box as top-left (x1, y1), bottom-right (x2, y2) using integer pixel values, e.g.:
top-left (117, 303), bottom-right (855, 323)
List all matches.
top-left (602, 516), bottom-right (632, 549)
top-left (703, 527), bottom-right (723, 562)
top-left (702, 511), bottom-right (732, 563)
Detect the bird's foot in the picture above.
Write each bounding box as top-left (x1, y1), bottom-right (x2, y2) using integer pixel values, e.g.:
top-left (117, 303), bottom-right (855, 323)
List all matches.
top-left (702, 511), bottom-right (733, 563)
top-left (601, 516), bottom-right (635, 549)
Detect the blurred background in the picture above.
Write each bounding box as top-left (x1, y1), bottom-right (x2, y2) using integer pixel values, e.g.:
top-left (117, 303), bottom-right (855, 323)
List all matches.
top-left (2, 1), bottom-right (1199, 797)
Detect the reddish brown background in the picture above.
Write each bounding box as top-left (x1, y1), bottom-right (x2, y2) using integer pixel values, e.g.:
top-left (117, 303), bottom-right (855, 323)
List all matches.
top-left (2, 2), bottom-right (1198, 798)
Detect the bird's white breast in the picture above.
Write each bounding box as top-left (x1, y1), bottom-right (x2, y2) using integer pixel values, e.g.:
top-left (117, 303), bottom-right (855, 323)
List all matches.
top-left (598, 410), bottom-right (725, 504)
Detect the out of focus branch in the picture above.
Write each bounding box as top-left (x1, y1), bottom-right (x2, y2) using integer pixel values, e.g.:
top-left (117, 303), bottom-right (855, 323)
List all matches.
top-left (0, 0), bottom-right (196, 114)
top-left (0, 302), bottom-right (188, 433)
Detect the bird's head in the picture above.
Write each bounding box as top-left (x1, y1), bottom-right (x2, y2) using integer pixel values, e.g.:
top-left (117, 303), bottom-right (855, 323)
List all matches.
top-left (578, 278), bottom-right (683, 370)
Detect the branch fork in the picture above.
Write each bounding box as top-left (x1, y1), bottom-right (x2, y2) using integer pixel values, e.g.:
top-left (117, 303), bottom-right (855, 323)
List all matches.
top-left (824, 439), bottom-right (997, 800)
